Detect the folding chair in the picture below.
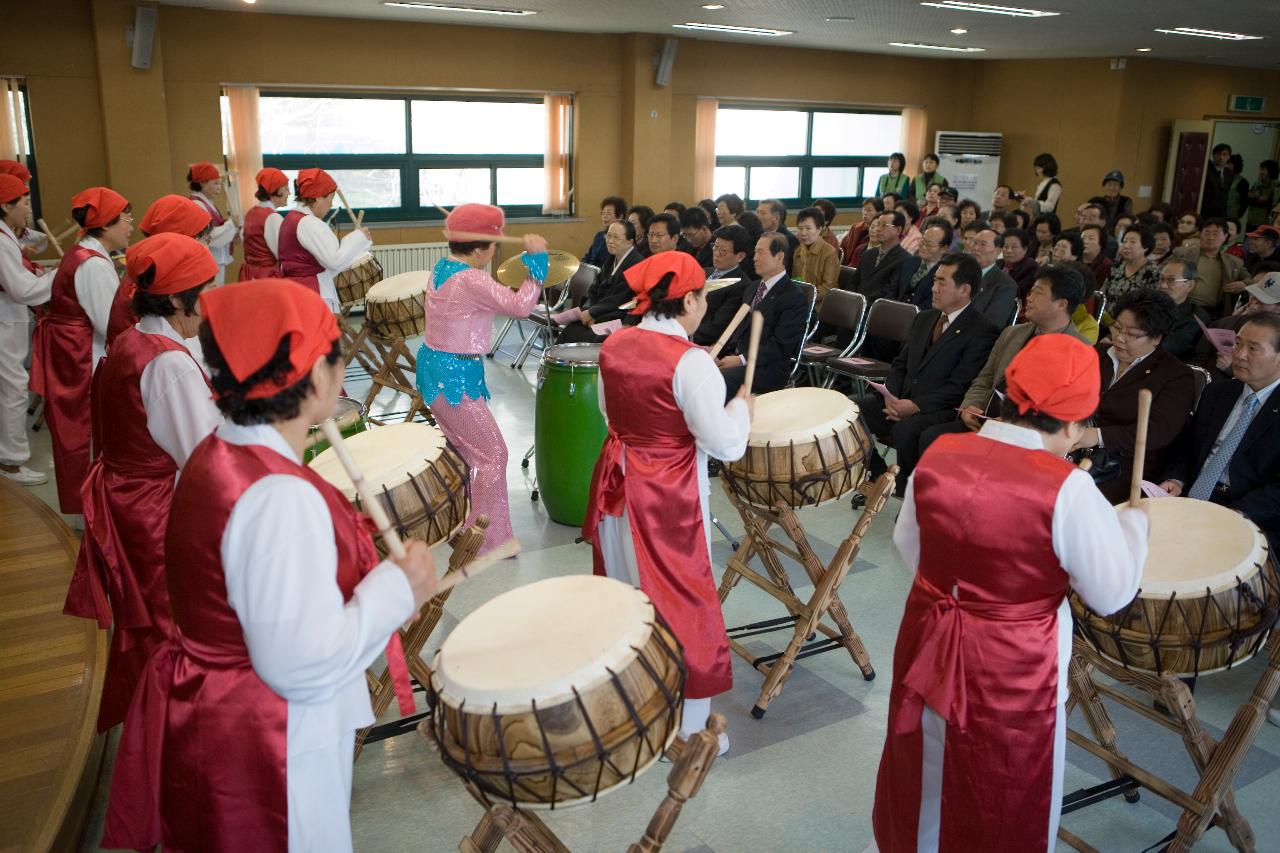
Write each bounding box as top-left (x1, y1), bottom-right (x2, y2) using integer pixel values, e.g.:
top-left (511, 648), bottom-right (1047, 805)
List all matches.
top-left (837, 264), bottom-right (858, 292)
top-left (1189, 364), bottom-right (1211, 411)
top-left (784, 281), bottom-right (819, 387)
top-left (798, 290), bottom-right (866, 387)
top-left (1093, 289), bottom-right (1108, 322)
top-left (510, 263), bottom-right (599, 369)
top-left (822, 298), bottom-right (918, 390)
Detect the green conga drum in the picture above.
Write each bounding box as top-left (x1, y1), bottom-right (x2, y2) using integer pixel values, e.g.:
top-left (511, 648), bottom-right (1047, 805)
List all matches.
top-left (304, 397), bottom-right (368, 463)
top-left (535, 343), bottom-right (608, 526)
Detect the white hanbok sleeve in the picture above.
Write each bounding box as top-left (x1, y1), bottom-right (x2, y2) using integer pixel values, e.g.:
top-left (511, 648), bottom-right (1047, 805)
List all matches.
top-left (296, 214), bottom-right (371, 274)
top-left (264, 211), bottom-right (283, 257)
top-left (223, 476), bottom-right (416, 704)
top-left (0, 239), bottom-right (52, 305)
top-left (19, 227), bottom-right (48, 253)
top-left (208, 219), bottom-right (238, 250)
top-left (1052, 469), bottom-right (1147, 615)
top-left (672, 347), bottom-right (750, 461)
top-left (893, 476), bottom-right (922, 573)
top-left (138, 350), bottom-right (221, 468)
top-left (74, 255), bottom-right (119, 339)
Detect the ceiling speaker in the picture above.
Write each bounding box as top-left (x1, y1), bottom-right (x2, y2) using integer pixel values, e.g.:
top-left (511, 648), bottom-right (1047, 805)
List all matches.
top-left (130, 6), bottom-right (157, 70)
top-left (655, 38), bottom-right (678, 87)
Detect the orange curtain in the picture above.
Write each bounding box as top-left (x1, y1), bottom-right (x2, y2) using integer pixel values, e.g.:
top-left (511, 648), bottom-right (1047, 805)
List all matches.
top-left (223, 86), bottom-right (263, 220)
top-left (0, 79), bottom-right (30, 164)
top-left (900, 107), bottom-right (928, 171)
top-left (694, 98), bottom-right (718, 201)
top-left (543, 94), bottom-right (571, 215)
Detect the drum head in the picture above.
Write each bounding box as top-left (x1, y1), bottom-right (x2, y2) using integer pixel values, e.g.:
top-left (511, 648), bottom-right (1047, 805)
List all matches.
top-left (434, 576), bottom-right (655, 713)
top-left (544, 343), bottom-right (601, 367)
top-left (308, 422), bottom-right (447, 499)
top-left (1131, 497), bottom-right (1267, 596)
top-left (748, 388), bottom-right (860, 445)
top-left (326, 396), bottom-right (363, 422)
top-left (367, 270), bottom-right (430, 302)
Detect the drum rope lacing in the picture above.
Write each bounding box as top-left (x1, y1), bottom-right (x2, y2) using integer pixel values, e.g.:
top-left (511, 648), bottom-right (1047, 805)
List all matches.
top-left (723, 416), bottom-right (874, 508)
top-left (359, 440), bottom-right (470, 547)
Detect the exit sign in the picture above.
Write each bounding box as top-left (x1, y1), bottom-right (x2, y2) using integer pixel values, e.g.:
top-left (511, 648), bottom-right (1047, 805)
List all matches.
top-left (1229, 95), bottom-right (1266, 113)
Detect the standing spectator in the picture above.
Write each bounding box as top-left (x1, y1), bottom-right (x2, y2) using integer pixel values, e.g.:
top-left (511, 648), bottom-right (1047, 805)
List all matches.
top-left (1103, 226), bottom-right (1160, 303)
top-left (1157, 257), bottom-right (1209, 361)
top-left (1000, 228), bottom-right (1039, 300)
top-left (878, 153), bottom-right (911, 198)
top-left (1202, 143), bottom-right (1249, 221)
top-left (1174, 218), bottom-right (1248, 316)
top-left (1030, 152), bottom-right (1062, 213)
top-left (1248, 160), bottom-right (1280, 230)
top-left (791, 206), bottom-right (840, 309)
top-left (1091, 171), bottom-right (1133, 225)
top-left (909, 152), bottom-right (948, 200)
top-left (583, 196), bottom-right (626, 268)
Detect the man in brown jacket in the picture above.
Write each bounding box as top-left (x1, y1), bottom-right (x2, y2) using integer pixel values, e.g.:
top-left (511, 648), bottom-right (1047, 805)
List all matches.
top-left (1174, 218), bottom-right (1247, 317)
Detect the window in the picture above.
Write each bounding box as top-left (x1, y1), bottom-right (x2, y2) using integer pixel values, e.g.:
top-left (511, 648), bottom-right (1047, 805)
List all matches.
top-left (3, 82), bottom-right (40, 220)
top-left (713, 106), bottom-right (903, 208)
top-left (246, 94), bottom-right (564, 223)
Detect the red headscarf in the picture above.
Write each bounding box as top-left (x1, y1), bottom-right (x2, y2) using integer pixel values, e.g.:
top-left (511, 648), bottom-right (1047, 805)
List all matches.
top-left (1004, 334), bottom-right (1100, 422)
top-left (126, 233), bottom-right (218, 295)
top-left (199, 278), bottom-right (340, 400)
top-left (295, 168), bottom-right (337, 199)
top-left (188, 161), bottom-right (221, 183)
top-left (0, 174), bottom-right (27, 205)
top-left (0, 160), bottom-right (31, 184)
top-left (71, 187), bottom-right (130, 229)
top-left (256, 167), bottom-right (289, 194)
top-left (445, 203), bottom-right (505, 240)
top-left (141, 194), bottom-right (212, 237)
top-left (623, 251), bottom-right (707, 315)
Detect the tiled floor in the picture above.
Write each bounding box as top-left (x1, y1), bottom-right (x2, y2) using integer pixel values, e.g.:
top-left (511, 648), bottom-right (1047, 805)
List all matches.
top-left (20, 320), bottom-right (1279, 852)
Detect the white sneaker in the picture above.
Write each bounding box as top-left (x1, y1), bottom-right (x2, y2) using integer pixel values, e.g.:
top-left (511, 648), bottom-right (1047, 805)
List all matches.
top-left (1268, 707), bottom-right (1280, 728)
top-left (0, 465), bottom-right (48, 486)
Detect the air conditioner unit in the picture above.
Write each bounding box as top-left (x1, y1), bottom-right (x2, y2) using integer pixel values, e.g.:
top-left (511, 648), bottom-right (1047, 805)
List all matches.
top-left (935, 131), bottom-right (1002, 206)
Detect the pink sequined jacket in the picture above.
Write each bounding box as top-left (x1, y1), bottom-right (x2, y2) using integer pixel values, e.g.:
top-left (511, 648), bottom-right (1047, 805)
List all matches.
top-left (423, 267), bottom-right (541, 354)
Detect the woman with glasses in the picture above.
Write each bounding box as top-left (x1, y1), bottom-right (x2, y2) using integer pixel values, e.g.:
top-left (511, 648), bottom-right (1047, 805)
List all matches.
top-left (1073, 289), bottom-right (1196, 503)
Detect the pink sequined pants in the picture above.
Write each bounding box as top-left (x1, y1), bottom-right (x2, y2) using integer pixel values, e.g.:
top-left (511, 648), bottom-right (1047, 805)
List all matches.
top-left (429, 394), bottom-right (515, 554)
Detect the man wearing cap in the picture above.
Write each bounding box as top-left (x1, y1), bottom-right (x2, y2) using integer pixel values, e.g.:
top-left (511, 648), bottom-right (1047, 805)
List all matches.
top-left (102, 278), bottom-right (439, 853)
top-left (872, 334), bottom-right (1148, 853)
top-left (107, 194), bottom-right (213, 345)
top-left (0, 159), bottom-right (48, 254)
top-left (0, 174), bottom-right (54, 486)
top-left (1091, 170), bottom-right (1133, 226)
top-left (1245, 224), bottom-right (1278, 277)
top-left (420, 204), bottom-right (547, 555)
top-left (30, 187), bottom-right (132, 515)
top-left (187, 162), bottom-right (240, 285)
top-left (584, 251), bottom-right (751, 755)
top-left (1193, 272), bottom-right (1280, 379)
top-left (279, 167), bottom-right (372, 310)
top-left (67, 234), bottom-right (221, 732)
top-left (240, 167), bottom-right (290, 280)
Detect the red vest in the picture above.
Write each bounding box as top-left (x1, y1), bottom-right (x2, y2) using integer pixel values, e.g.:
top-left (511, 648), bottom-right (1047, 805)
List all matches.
top-left (105, 273), bottom-right (136, 346)
top-left (29, 243), bottom-right (109, 513)
top-left (276, 210), bottom-right (323, 293)
top-left (239, 205), bottom-right (280, 280)
top-left (67, 326), bottom-right (200, 730)
top-left (583, 327), bottom-right (732, 699)
top-left (873, 432), bottom-right (1072, 852)
top-left (190, 192), bottom-right (226, 226)
top-left (101, 435), bottom-right (382, 852)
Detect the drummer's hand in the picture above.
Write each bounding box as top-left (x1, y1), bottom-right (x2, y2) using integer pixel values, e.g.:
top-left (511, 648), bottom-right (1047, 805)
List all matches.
top-left (1159, 479), bottom-right (1183, 497)
top-left (734, 384), bottom-right (754, 419)
top-left (393, 540), bottom-right (439, 609)
top-left (959, 406), bottom-right (984, 431)
top-left (523, 234), bottom-right (549, 255)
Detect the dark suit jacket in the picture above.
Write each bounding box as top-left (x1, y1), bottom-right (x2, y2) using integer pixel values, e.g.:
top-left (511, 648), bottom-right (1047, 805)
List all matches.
top-left (777, 224), bottom-right (800, 273)
top-left (1095, 344), bottom-right (1197, 503)
top-left (852, 244), bottom-right (911, 303)
top-left (972, 266), bottom-right (1018, 327)
top-left (893, 256), bottom-right (937, 309)
top-left (1201, 167), bottom-right (1250, 220)
top-left (584, 249), bottom-right (644, 323)
top-left (728, 275), bottom-right (809, 391)
top-left (1162, 377), bottom-right (1280, 543)
top-left (692, 265), bottom-right (749, 348)
top-left (886, 304), bottom-right (1000, 414)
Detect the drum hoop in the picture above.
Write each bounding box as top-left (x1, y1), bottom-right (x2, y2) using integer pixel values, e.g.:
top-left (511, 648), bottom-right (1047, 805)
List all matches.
top-left (747, 388), bottom-right (860, 446)
top-left (309, 424), bottom-right (449, 498)
top-left (543, 342), bottom-right (602, 368)
top-left (722, 416), bottom-right (874, 509)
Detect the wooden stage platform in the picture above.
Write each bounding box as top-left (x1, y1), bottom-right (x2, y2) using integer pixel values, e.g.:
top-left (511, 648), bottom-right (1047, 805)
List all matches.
top-left (0, 480), bottom-right (107, 852)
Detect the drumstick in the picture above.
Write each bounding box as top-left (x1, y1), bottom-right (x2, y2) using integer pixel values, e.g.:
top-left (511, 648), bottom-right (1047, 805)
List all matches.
top-left (319, 420), bottom-right (407, 561)
top-left (442, 229), bottom-right (528, 246)
top-left (1077, 458), bottom-right (1093, 473)
top-left (741, 311), bottom-right (764, 395)
top-left (1128, 388), bottom-right (1153, 507)
top-left (335, 187), bottom-right (363, 229)
top-left (710, 303), bottom-right (750, 358)
top-left (433, 538), bottom-right (520, 597)
top-left (36, 218), bottom-right (63, 258)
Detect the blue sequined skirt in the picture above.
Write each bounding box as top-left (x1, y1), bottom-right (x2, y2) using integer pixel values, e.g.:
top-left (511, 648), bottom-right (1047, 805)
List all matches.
top-left (417, 344), bottom-right (490, 406)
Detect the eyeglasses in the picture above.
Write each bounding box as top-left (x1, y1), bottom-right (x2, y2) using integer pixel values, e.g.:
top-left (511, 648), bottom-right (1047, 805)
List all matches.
top-left (1158, 276), bottom-right (1191, 285)
top-left (1110, 324), bottom-right (1149, 341)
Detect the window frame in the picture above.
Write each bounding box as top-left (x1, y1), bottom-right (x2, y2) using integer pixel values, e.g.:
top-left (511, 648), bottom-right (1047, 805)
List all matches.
top-left (7, 82), bottom-right (41, 221)
top-left (258, 91), bottom-right (563, 223)
top-left (713, 104), bottom-right (901, 209)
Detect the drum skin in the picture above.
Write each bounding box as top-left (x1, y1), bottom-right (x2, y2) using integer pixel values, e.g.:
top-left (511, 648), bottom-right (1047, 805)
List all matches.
top-left (535, 346), bottom-right (608, 526)
top-left (365, 271), bottom-right (429, 340)
top-left (335, 254), bottom-right (384, 306)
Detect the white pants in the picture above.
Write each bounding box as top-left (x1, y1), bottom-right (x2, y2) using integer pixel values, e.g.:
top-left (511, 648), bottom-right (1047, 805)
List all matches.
top-left (0, 318), bottom-right (33, 466)
top-left (286, 730), bottom-right (357, 853)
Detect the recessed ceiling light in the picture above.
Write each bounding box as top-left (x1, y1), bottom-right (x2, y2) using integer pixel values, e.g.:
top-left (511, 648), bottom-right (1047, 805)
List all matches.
top-left (1136, 47), bottom-right (1152, 52)
top-left (381, 2), bottom-right (537, 14)
top-left (701, 3), bottom-right (725, 9)
top-left (950, 27), bottom-right (968, 34)
top-left (674, 22), bottom-right (792, 37)
top-left (921, 1), bottom-right (1059, 18)
top-left (1153, 26), bottom-right (1263, 41)
top-left (890, 41), bottom-right (986, 52)
top-left (242, 0), bottom-right (256, 4)
top-left (826, 15), bottom-right (856, 22)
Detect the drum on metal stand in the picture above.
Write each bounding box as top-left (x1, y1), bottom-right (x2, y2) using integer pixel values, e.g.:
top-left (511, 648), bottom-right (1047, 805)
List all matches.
top-left (534, 343), bottom-right (608, 526)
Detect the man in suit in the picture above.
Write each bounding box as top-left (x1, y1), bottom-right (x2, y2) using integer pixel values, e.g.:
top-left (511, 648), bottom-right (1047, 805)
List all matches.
top-left (1201, 143), bottom-right (1250, 222)
top-left (693, 224), bottom-right (752, 348)
top-left (756, 199), bottom-right (799, 273)
top-left (969, 226), bottom-right (1019, 326)
top-left (894, 219), bottom-right (952, 308)
top-left (557, 218), bottom-right (643, 343)
top-left (851, 210), bottom-right (911, 303)
top-left (719, 232), bottom-right (809, 398)
top-left (858, 252), bottom-right (1000, 495)
top-left (679, 206), bottom-right (715, 268)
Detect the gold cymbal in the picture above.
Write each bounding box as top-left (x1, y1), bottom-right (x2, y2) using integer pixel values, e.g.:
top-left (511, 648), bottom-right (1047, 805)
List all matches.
top-left (495, 249), bottom-right (580, 289)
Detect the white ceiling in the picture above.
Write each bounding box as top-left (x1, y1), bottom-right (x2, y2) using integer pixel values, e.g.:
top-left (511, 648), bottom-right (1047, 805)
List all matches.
top-left (160, 0), bottom-right (1280, 69)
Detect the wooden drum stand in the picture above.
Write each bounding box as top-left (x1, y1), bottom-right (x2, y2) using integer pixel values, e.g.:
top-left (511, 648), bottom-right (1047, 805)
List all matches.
top-left (339, 308), bottom-right (432, 424)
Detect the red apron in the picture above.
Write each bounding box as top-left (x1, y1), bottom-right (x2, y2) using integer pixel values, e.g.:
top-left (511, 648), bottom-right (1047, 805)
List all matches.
top-left (239, 205), bottom-right (280, 280)
top-left (277, 210), bottom-right (323, 293)
top-left (101, 434), bottom-right (412, 852)
top-left (582, 327), bottom-right (732, 699)
top-left (67, 326), bottom-right (205, 731)
top-left (105, 273), bottom-right (136, 346)
top-left (873, 433), bottom-right (1072, 852)
top-left (29, 243), bottom-right (111, 513)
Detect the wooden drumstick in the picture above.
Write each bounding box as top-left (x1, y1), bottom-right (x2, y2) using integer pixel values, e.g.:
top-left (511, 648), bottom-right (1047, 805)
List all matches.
top-left (442, 229), bottom-right (528, 246)
top-left (319, 420), bottom-right (407, 560)
top-left (1077, 457), bottom-right (1093, 473)
top-left (335, 187), bottom-right (363, 229)
top-left (36, 218), bottom-right (63, 258)
top-left (1128, 388), bottom-right (1153, 507)
top-left (709, 303), bottom-right (750, 358)
top-left (741, 311), bottom-right (764, 395)
top-left (434, 538), bottom-right (520, 597)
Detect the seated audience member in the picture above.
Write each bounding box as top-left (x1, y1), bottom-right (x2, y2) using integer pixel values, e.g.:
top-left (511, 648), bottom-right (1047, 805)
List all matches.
top-left (698, 199), bottom-right (719, 227)
top-left (987, 212), bottom-right (1010, 236)
top-left (937, 204), bottom-right (962, 249)
top-left (1194, 271), bottom-right (1280, 379)
top-left (1173, 218), bottom-right (1248, 317)
top-left (663, 201), bottom-right (686, 216)
top-left (756, 199), bottom-right (798, 271)
top-left (840, 198), bottom-right (883, 264)
top-left (916, 183), bottom-right (943, 225)
top-left (988, 184), bottom-right (1017, 219)
top-left (736, 212), bottom-right (763, 277)
top-left (646, 213), bottom-right (681, 256)
top-left (1248, 160), bottom-right (1279, 230)
top-left (717, 233), bottom-right (808, 397)
top-left (1000, 227), bottom-right (1039, 300)
top-left (938, 186), bottom-right (959, 206)
top-left (1245, 224), bottom-right (1279, 276)
top-left (583, 196), bottom-right (626, 268)
top-left (957, 199), bottom-right (982, 230)
top-left (558, 218), bottom-right (643, 344)
top-left (1081, 224), bottom-right (1113, 288)
top-left (851, 210), bottom-right (911, 302)
top-left (692, 224), bottom-right (753, 349)
top-left (917, 264), bottom-right (1089, 455)
top-left (1226, 219), bottom-right (1246, 260)
top-left (1010, 209), bottom-right (1032, 233)
top-left (1073, 289), bottom-right (1196, 503)
top-left (813, 199), bottom-right (840, 250)
top-left (715, 193), bottom-right (745, 228)
top-left (1149, 222), bottom-right (1177, 265)
top-left (960, 220), bottom-right (986, 254)
top-left (1103, 225), bottom-right (1160, 303)
top-left (857, 253), bottom-right (999, 495)
top-left (1157, 258), bottom-right (1209, 361)
top-left (1175, 211), bottom-right (1202, 248)
top-left (680, 206), bottom-right (715, 268)
top-left (1147, 202), bottom-right (1176, 223)
top-left (1091, 170), bottom-right (1133, 225)
top-left (896, 200), bottom-right (923, 255)
top-left (895, 219), bottom-right (952, 309)
top-left (791, 206), bottom-right (840, 309)
top-left (1112, 213), bottom-right (1136, 243)
top-left (1033, 212), bottom-right (1062, 264)
top-left (627, 205), bottom-right (655, 257)
top-left (909, 152), bottom-right (947, 200)
top-left (969, 226), bottom-right (1019, 326)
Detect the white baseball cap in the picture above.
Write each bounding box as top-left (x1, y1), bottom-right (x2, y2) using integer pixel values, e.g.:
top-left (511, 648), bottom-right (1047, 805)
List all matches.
top-left (1245, 272), bottom-right (1280, 305)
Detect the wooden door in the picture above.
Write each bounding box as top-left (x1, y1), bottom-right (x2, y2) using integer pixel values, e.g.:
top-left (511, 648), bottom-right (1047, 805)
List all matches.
top-left (1171, 131), bottom-right (1209, 215)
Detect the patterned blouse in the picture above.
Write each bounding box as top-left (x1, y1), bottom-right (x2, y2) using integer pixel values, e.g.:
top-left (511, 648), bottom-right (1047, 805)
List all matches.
top-left (1102, 260), bottom-right (1161, 303)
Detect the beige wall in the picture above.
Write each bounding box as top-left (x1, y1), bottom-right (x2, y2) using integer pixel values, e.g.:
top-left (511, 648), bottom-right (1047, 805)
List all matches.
top-left (8, 0), bottom-right (1280, 263)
